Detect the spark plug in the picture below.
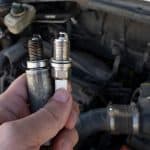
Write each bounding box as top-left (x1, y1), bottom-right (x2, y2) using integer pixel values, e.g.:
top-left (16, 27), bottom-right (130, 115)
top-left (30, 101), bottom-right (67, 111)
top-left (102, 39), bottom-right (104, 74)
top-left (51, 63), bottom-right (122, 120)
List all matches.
top-left (51, 32), bottom-right (72, 90)
top-left (26, 35), bottom-right (52, 112)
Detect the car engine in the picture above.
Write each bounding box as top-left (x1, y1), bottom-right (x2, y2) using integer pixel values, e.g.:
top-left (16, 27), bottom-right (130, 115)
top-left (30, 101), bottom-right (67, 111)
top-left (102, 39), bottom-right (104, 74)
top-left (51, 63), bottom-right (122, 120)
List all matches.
top-left (0, 0), bottom-right (150, 150)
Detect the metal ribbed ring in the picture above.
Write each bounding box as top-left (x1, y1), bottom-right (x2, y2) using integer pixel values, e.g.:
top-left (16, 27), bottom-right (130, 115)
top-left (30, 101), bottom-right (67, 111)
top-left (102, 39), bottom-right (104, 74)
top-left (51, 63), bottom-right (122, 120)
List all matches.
top-left (132, 106), bottom-right (139, 134)
top-left (107, 106), bottom-right (115, 132)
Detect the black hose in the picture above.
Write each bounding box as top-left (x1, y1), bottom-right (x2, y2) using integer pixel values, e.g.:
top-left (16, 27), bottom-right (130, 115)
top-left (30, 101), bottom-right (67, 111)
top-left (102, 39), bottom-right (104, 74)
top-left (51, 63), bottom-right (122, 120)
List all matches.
top-left (87, 0), bottom-right (150, 24)
top-left (0, 54), bottom-right (8, 75)
top-left (0, 39), bottom-right (52, 67)
top-left (2, 39), bottom-right (27, 64)
top-left (72, 37), bottom-right (148, 73)
top-left (76, 109), bottom-right (108, 139)
top-left (76, 102), bottom-right (150, 140)
top-left (76, 105), bottom-right (135, 140)
top-left (71, 51), bottom-right (112, 83)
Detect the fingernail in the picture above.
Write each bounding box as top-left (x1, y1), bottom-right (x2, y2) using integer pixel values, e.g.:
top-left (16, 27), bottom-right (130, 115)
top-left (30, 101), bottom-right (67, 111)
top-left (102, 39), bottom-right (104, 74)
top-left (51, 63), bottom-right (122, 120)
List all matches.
top-left (53, 89), bottom-right (69, 103)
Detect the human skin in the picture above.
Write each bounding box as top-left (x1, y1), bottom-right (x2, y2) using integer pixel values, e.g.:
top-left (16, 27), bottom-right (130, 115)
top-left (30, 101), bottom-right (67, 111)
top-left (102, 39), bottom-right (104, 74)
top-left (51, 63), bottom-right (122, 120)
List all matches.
top-left (0, 74), bottom-right (79, 150)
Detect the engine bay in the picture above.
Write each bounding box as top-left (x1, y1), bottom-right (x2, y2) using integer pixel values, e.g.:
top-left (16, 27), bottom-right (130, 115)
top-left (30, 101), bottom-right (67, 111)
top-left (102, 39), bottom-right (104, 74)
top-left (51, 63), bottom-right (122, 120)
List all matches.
top-left (0, 0), bottom-right (150, 150)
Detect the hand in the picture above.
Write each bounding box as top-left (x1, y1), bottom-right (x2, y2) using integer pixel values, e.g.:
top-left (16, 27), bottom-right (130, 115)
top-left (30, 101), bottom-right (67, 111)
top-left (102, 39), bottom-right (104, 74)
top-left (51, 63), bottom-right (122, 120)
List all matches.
top-left (0, 74), bottom-right (79, 150)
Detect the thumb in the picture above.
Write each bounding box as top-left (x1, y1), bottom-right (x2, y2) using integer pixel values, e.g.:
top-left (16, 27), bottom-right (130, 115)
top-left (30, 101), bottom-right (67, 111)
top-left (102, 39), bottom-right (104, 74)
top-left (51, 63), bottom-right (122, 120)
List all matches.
top-left (4, 89), bottom-right (73, 146)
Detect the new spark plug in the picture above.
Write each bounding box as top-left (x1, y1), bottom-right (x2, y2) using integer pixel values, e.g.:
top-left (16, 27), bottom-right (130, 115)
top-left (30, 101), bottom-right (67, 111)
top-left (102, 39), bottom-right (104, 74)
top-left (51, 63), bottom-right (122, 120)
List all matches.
top-left (26, 35), bottom-right (52, 112)
top-left (51, 32), bottom-right (71, 90)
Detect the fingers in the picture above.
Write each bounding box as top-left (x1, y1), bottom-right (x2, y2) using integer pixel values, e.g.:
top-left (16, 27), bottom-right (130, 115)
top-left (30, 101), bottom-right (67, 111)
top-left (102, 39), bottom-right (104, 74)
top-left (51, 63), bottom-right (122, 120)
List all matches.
top-left (52, 128), bottom-right (79, 150)
top-left (2, 74), bottom-right (28, 102)
top-left (1, 89), bottom-right (73, 147)
top-left (65, 101), bottom-right (80, 129)
top-left (0, 107), bottom-right (18, 124)
top-left (0, 74), bottom-right (29, 120)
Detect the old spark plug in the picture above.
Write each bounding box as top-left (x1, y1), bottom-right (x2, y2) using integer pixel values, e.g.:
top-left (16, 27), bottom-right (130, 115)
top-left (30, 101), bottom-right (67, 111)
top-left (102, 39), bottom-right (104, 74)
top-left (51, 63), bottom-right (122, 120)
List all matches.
top-left (26, 35), bottom-right (52, 112)
top-left (51, 32), bottom-right (71, 90)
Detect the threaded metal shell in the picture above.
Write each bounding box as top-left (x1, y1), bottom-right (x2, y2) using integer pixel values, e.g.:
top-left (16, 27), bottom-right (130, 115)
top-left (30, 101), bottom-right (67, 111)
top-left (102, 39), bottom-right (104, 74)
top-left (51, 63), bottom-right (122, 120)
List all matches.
top-left (28, 35), bottom-right (43, 61)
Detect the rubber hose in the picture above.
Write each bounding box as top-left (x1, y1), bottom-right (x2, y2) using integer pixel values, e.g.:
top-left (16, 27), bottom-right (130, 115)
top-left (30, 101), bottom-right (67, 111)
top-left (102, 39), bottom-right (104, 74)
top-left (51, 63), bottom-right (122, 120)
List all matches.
top-left (0, 39), bottom-right (52, 67)
top-left (0, 53), bottom-right (8, 74)
top-left (71, 51), bottom-right (111, 83)
top-left (76, 104), bottom-right (141, 139)
top-left (76, 109), bottom-right (108, 139)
